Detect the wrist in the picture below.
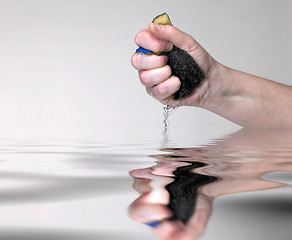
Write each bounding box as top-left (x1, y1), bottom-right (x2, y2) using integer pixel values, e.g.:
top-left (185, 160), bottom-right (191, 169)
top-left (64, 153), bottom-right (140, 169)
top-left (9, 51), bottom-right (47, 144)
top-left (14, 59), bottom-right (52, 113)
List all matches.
top-left (198, 61), bottom-right (234, 111)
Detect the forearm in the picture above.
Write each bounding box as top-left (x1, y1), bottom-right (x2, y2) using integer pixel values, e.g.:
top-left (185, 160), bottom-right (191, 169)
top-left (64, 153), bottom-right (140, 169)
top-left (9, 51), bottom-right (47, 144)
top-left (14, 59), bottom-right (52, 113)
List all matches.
top-left (200, 63), bottom-right (292, 127)
top-left (132, 23), bottom-right (292, 128)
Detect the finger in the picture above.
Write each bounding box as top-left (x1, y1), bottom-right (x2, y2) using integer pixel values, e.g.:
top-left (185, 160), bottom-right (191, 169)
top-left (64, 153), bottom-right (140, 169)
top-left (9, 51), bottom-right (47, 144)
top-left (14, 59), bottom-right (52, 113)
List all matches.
top-left (148, 76), bottom-right (181, 102)
top-left (131, 53), bottom-right (168, 70)
top-left (129, 168), bottom-right (153, 178)
top-left (129, 199), bottom-right (172, 223)
top-left (135, 29), bottom-right (173, 53)
top-left (139, 65), bottom-right (172, 87)
top-left (129, 168), bottom-right (154, 194)
top-left (152, 221), bottom-right (184, 239)
top-left (132, 178), bottom-right (152, 194)
top-left (149, 23), bottom-right (200, 56)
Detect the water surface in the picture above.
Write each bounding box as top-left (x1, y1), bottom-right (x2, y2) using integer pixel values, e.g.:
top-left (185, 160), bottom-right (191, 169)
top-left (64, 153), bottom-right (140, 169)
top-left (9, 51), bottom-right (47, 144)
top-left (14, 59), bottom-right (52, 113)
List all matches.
top-left (0, 128), bottom-right (291, 240)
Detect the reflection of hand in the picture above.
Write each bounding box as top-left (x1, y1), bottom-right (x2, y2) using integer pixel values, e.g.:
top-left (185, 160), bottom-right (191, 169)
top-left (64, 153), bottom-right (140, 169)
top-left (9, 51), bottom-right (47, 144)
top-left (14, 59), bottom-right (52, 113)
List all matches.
top-left (197, 128), bottom-right (292, 198)
top-left (129, 165), bottom-right (213, 240)
top-left (128, 128), bottom-right (292, 240)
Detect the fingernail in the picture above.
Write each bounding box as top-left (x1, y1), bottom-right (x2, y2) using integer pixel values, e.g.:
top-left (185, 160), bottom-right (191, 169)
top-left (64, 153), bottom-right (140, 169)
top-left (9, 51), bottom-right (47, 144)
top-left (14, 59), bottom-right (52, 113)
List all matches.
top-left (166, 42), bottom-right (173, 51)
top-left (146, 221), bottom-right (162, 227)
top-left (153, 23), bottom-right (163, 32)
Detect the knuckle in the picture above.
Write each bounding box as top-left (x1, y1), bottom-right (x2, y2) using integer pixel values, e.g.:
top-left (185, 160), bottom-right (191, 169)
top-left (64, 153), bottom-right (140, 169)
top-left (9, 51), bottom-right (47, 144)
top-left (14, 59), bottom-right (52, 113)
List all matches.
top-left (152, 41), bottom-right (169, 53)
top-left (159, 56), bottom-right (168, 67)
top-left (131, 54), bottom-right (139, 69)
top-left (164, 65), bottom-right (172, 76)
top-left (156, 83), bottom-right (169, 97)
top-left (152, 42), bottom-right (163, 53)
top-left (139, 71), bottom-right (151, 87)
top-left (134, 31), bottom-right (144, 45)
top-left (168, 25), bottom-right (176, 35)
top-left (185, 38), bottom-right (198, 53)
top-left (146, 87), bottom-right (152, 97)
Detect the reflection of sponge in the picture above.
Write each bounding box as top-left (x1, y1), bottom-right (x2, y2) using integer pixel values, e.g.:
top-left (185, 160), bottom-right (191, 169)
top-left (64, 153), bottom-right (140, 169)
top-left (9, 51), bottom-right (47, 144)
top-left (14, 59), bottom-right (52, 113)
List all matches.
top-left (165, 161), bottom-right (217, 224)
top-left (136, 13), bottom-right (205, 100)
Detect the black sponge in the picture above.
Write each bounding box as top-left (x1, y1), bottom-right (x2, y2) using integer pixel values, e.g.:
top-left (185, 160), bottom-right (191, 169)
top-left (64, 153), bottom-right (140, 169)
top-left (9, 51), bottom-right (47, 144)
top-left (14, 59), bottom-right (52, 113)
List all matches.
top-left (163, 46), bottom-right (205, 100)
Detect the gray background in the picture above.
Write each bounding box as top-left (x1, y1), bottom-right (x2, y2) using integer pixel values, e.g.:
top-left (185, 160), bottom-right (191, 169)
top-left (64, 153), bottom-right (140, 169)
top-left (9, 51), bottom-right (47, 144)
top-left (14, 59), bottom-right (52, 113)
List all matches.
top-left (0, 0), bottom-right (291, 137)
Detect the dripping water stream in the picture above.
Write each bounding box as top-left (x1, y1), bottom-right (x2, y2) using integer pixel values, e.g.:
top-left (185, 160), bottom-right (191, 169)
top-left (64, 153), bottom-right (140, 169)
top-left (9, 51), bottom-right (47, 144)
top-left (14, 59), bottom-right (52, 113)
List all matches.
top-left (162, 105), bottom-right (178, 146)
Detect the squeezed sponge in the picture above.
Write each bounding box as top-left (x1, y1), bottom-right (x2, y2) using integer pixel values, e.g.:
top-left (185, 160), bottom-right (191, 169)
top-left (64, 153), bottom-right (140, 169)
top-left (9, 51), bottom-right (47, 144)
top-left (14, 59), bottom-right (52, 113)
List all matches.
top-left (163, 46), bottom-right (204, 100)
top-left (136, 13), bottom-right (205, 100)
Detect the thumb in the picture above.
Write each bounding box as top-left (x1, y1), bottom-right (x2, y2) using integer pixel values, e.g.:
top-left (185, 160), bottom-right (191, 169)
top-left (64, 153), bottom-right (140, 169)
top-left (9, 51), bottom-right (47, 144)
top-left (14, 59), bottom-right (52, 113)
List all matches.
top-left (149, 23), bottom-right (200, 55)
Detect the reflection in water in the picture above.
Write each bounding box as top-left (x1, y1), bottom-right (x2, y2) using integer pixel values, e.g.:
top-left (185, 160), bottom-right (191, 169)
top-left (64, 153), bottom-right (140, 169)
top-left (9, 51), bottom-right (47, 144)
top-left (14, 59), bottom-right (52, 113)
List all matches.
top-left (0, 172), bottom-right (130, 203)
top-left (0, 129), bottom-right (291, 240)
top-left (166, 162), bottom-right (217, 224)
top-left (0, 137), bottom-right (148, 239)
top-left (0, 228), bottom-right (152, 240)
top-left (129, 128), bottom-right (292, 240)
top-left (0, 138), bottom-right (142, 204)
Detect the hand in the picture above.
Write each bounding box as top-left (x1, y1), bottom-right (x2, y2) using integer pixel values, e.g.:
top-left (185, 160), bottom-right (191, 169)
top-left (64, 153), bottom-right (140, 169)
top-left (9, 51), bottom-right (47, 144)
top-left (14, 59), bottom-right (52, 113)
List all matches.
top-left (132, 22), bottom-right (292, 127)
top-left (131, 23), bottom-right (222, 107)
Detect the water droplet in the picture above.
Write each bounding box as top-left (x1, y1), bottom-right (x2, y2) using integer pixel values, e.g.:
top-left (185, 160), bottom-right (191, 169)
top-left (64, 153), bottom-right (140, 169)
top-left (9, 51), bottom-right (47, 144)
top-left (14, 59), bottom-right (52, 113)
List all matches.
top-left (162, 105), bottom-right (178, 146)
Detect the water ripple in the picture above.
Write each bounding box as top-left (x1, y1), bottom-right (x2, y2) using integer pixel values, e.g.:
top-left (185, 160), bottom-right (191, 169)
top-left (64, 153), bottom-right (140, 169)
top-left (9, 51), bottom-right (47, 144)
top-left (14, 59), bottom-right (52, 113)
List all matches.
top-left (0, 228), bottom-right (152, 240)
top-left (0, 129), bottom-right (291, 240)
top-left (129, 128), bottom-right (292, 240)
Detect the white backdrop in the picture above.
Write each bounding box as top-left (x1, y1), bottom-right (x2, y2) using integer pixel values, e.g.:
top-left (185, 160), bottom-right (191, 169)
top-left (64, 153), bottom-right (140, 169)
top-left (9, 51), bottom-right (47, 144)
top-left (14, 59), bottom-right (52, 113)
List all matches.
top-left (0, 0), bottom-right (291, 138)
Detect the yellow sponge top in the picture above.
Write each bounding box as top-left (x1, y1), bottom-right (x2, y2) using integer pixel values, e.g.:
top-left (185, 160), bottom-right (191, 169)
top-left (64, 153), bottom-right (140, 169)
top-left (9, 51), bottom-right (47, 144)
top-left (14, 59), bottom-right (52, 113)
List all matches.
top-left (152, 13), bottom-right (173, 26)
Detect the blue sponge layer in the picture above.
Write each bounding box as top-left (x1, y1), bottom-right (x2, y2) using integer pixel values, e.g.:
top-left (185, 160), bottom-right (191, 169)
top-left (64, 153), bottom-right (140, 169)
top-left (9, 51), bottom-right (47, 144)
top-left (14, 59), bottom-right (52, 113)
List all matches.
top-left (145, 221), bottom-right (162, 227)
top-left (135, 47), bottom-right (152, 54)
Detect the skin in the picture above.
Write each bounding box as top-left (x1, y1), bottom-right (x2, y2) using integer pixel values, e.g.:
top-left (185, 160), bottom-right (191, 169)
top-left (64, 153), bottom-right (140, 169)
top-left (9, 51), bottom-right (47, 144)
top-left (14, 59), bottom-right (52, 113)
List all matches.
top-left (128, 128), bottom-right (292, 240)
top-left (131, 23), bottom-right (292, 127)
